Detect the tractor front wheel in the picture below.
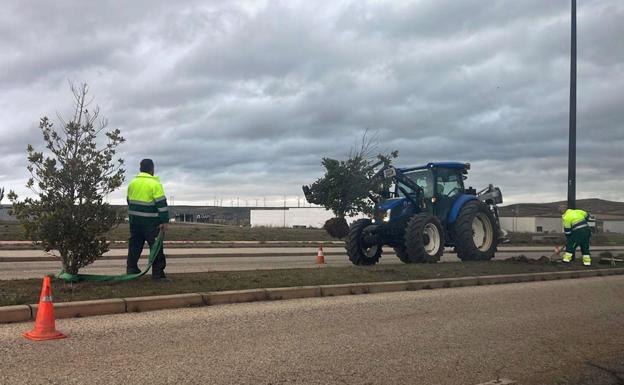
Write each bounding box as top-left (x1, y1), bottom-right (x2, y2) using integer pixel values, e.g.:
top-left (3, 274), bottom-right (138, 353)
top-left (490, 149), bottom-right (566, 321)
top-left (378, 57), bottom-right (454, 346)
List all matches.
top-left (404, 213), bottom-right (444, 263)
top-left (453, 200), bottom-right (498, 261)
top-left (346, 219), bottom-right (383, 265)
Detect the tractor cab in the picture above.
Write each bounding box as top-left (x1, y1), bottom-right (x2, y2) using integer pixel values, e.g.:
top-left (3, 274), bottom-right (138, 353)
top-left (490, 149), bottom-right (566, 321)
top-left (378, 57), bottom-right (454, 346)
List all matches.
top-left (376, 162), bottom-right (471, 226)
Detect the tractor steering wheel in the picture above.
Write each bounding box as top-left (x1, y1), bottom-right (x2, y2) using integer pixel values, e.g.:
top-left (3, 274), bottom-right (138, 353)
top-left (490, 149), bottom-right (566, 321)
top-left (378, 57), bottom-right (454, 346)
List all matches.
top-left (445, 187), bottom-right (462, 197)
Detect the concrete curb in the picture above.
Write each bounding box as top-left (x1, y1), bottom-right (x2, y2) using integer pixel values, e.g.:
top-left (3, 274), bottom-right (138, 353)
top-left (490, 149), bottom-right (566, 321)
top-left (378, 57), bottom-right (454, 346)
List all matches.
top-left (125, 293), bottom-right (203, 313)
top-left (0, 305), bottom-right (31, 323)
top-left (204, 289), bottom-right (268, 305)
top-left (34, 299), bottom-right (127, 319)
top-left (266, 286), bottom-right (321, 301)
top-left (2, 268), bottom-right (623, 324)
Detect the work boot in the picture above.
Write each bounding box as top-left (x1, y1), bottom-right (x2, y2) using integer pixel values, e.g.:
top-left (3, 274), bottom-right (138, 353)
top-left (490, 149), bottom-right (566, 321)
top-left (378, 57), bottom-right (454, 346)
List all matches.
top-left (127, 267), bottom-right (141, 274)
top-left (562, 253), bottom-right (573, 263)
top-left (582, 255), bottom-right (591, 266)
top-left (152, 272), bottom-right (169, 281)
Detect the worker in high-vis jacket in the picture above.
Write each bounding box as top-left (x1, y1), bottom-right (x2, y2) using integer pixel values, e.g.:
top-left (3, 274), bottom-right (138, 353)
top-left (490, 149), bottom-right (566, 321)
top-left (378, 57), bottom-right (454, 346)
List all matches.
top-left (559, 204), bottom-right (591, 266)
top-left (126, 159), bottom-right (169, 280)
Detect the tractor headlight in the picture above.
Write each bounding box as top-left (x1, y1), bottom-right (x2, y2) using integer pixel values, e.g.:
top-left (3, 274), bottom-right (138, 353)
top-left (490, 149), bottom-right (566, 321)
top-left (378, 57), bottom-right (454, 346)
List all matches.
top-left (382, 209), bottom-right (391, 223)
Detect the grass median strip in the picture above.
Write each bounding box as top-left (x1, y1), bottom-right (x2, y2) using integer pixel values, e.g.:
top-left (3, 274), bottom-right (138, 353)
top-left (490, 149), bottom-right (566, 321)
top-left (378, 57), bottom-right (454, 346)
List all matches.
top-left (3, 221), bottom-right (624, 245)
top-left (0, 260), bottom-right (617, 307)
top-left (0, 222), bottom-right (334, 242)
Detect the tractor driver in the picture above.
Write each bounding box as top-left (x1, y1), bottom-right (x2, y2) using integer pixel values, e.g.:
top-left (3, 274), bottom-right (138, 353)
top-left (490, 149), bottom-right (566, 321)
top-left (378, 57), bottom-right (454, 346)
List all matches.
top-left (420, 179), bottom-right (434, 198)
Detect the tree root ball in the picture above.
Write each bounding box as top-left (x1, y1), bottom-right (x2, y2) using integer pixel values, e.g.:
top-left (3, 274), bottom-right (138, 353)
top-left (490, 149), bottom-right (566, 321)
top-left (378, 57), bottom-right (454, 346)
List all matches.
top-left (324, 217), bottom-right (349, 239)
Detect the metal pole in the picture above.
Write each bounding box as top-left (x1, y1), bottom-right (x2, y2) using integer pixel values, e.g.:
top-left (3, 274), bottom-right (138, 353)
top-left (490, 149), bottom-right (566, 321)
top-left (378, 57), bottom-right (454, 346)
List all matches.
top-left (567, 0), bottom-right (577, 209)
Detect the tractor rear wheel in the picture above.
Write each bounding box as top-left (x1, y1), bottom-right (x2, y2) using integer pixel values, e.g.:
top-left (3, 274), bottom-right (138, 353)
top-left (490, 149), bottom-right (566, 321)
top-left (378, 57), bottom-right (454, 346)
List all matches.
top-left (393, 246), bottom-right (412, 264)
top-left (404, 213), bottom-right (444, 263)
top-left (346, 219), bottom-right (382, 265)
top-left (453, 200), bottom-right (498, 261)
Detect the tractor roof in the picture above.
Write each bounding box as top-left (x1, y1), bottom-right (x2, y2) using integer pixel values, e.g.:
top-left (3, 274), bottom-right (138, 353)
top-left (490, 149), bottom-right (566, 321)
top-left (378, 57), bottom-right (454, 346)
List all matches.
top-left (398, 162), bottom-right (469, 172)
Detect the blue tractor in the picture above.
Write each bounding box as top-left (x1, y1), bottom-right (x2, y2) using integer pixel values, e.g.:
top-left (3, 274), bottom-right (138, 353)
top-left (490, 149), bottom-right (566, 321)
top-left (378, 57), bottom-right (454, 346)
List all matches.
top-left (346, 162), bottom-right (504, 265)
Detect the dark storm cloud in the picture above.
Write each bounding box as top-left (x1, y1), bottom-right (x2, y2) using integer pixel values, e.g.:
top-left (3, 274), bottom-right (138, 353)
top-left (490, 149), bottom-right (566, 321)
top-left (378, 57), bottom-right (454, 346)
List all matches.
top-left (1, 0), bottom-right (623, 205)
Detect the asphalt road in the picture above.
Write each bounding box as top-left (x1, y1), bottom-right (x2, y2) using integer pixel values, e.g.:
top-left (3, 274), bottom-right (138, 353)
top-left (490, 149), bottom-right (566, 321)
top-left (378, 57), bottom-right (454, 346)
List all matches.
top-left (0, 248), bottom-right (595, 280)
top-left (1, 276), bottom-right (623, 384)
top-left (3, 245), bottom-right (623, 259)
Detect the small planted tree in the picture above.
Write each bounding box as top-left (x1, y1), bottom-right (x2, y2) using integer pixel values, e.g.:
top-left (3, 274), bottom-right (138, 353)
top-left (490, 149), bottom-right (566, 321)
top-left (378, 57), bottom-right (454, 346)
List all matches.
top-left (9, 83), bottom-right (125, 275)
top-left (0, 187), bottom-right (4, 202)
top-left (303, 132), bottom-right (397, 238)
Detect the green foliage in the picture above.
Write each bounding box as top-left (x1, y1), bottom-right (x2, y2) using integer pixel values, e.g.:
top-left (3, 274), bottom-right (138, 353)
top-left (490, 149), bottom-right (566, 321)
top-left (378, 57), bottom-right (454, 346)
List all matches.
top-left (9, 83), bottom-right (125, 274)
top-left (0, 187), bottom-right (4, 202)
top-left (304, 132), bottom-right (398, 219)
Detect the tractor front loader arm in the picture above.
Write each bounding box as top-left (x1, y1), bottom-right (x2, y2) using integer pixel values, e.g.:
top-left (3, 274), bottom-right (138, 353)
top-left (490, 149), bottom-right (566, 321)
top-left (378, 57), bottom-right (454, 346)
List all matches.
top-left (477, 184), bottom-right (503, 205)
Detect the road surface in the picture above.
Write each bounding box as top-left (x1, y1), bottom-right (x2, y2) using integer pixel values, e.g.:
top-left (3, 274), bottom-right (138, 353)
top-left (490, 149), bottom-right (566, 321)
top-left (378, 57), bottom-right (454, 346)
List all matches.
top-left (3, 245), bottom-right (622, 259)
top-left (1, 276), bottom-right (623, 384)
top-left (0, 248), bottom-right (608, 280)
top-left (1, 246), bottom-right (623, 279)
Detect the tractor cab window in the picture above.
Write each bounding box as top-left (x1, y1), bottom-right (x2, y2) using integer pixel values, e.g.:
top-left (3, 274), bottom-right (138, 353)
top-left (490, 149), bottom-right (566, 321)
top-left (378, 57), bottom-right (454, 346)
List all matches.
top-left (395, 181), bottom-right (415, 199)
top-left (435, 169), bottom-right (464, 198)
top-left (400, 170), bottom-right (434, 199)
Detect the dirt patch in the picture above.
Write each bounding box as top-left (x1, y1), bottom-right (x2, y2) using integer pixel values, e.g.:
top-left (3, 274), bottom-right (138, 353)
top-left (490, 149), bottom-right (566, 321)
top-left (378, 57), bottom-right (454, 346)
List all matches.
top-left (0, 259), bottom-right (615, 307)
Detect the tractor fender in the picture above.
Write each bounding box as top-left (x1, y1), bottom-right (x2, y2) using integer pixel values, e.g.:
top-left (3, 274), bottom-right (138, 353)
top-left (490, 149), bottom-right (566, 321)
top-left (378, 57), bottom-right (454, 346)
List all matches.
top-left (447, 194), bottom-right (478, 225)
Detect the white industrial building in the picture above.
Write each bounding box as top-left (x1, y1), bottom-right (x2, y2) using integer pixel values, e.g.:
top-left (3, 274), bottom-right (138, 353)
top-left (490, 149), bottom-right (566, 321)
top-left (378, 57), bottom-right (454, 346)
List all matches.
top-left (250, 207), bottom-right (365, 228)
top-left (0, 205), bottom-right (14, 221)
top-left (499, 216), bottom-right (563, 233)
top-left (4, 202), bottom-right (624, 233)
top-left (603, 220), bottom-right (624, 233)
top-left (499, 216), bottom-right (624, 234)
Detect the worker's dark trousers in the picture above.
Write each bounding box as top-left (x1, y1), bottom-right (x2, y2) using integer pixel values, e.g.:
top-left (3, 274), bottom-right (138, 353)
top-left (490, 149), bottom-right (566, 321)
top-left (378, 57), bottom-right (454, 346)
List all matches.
top-left (127, 223), bottom-right (166, 277)
top-left (565, 227), bottom-right (591, 256)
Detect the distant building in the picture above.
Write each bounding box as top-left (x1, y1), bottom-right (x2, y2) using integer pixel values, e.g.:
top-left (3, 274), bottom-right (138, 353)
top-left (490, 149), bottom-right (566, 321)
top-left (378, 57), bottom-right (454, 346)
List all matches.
top-left (168, 206), bottom-right (250, 226)
top-left (4, 202), bottom-right (624, 233)
top-left (0, 205), bottom-right (15, 222)
top-left (499, 217), bottom-right (562, 233)
top-left (498, 198), bottom-right (624, 234)
top-left (604, 222), bottom-right (624, 233)
top-left (250, 207), bottom-right (366, 228)
top-left (499, 215), bottom-right (624, 234)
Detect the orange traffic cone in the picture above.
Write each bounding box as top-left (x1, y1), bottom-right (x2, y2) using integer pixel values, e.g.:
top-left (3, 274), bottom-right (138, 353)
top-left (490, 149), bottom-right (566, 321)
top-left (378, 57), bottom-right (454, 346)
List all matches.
top-left (316, 243), bottom-right (325, 265)
top-left (23, 276), bottom-right (66, 341)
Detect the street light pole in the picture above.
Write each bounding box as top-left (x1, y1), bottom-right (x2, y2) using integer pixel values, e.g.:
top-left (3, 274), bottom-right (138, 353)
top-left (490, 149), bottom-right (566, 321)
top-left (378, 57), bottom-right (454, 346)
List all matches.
top-left (567, 0), bottom-right (577, 209)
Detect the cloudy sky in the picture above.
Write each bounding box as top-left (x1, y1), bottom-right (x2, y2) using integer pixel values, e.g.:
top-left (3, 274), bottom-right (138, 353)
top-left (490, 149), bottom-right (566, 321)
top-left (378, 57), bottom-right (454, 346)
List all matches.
top-left (1, 0), bottom-right (623, 206)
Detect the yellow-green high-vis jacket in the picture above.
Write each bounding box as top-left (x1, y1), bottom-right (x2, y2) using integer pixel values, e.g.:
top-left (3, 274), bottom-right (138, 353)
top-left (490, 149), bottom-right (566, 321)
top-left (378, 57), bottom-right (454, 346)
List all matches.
top-left (127, 172), bottom-right (169, 226)
top-left (562, 209), bottom-right (589, 236)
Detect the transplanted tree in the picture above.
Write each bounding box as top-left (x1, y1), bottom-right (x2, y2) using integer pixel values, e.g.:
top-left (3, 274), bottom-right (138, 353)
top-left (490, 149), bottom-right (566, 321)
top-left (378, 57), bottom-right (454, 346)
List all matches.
top-left (9, 83), bottom-right (125, 275)
top-left (303, 132), bottom-right (398, 238)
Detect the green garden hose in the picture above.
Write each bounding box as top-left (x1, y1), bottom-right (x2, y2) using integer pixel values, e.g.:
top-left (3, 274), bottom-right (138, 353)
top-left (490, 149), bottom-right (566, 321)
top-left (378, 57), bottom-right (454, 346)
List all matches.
top-left (58, 232), bottom-right (163, 282)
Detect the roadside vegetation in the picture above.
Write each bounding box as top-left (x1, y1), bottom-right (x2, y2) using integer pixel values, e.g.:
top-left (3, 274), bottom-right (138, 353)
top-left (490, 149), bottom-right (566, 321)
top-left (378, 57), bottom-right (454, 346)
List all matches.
top-left (2, 221), bottom-right (623, 246)
top-left (302, 131), bottom-right (398, 238)
top-left (7, 83), bottom-right (125, 275)
top-left (0, 260), bottom-right (616, 306)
